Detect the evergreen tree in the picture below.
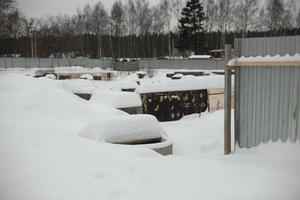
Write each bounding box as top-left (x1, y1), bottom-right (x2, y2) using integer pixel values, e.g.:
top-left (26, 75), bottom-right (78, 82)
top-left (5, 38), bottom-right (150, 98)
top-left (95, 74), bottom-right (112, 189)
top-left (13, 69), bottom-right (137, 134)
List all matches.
top-left (178, 0), bottom-right (206, 55)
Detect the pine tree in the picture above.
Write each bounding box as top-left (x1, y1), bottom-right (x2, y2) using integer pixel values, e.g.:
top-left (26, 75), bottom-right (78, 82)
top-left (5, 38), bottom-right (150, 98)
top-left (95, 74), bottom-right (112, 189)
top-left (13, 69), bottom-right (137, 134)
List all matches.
top-left (178, 0), bottom-right (206, 55)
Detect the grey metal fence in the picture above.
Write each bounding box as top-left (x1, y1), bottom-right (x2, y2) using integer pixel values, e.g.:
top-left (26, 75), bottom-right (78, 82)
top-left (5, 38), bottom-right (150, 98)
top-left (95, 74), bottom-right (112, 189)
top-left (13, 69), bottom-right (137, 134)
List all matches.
top-left (236, 67), bottom-right (300, 147)
top-left (234, 35), bottom-right (300, 148)
top-left (140, 59), bottom-right (226, 70)
top-left (0, 57), bottom-right (113, 69)
top-left (235, 35), bottom-right (300, 57)
top-left (0, 57), bottom-right (225, 70)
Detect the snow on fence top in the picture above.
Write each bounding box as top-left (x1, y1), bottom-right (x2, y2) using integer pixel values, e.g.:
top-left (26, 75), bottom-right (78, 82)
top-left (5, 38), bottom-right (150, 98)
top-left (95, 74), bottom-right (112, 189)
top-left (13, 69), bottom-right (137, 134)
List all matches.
top-left (135, 75), bottom-right (226, 94)
top-left (227, 53), bottom-right (300, 67)
top-left (90, 90), bottom-right (142, 108)
top-left (79, 114), bottom-right (165, 144)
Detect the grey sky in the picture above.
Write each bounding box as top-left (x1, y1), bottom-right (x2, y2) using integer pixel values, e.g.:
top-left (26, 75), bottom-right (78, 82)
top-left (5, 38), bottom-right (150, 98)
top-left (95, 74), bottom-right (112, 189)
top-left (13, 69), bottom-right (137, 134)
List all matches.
top-left (16, 0), bottom-right (161, 18)
top-left (17, 0), bottom-right (300, 19)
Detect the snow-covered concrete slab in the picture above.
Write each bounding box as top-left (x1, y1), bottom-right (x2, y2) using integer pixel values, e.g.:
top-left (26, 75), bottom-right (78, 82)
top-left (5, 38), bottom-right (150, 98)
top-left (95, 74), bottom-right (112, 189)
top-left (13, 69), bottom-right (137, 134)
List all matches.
top-left (79, 114), bottom-right (165, 145)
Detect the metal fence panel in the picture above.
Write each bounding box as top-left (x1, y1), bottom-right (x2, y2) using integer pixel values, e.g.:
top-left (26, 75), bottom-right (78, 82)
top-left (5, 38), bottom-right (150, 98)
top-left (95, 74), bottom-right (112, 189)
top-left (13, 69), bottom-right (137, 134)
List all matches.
top-left (138, 59), bottom-right (225, 70)
top-left (1, 57), bottom-right (224, 70)
top-left (237, 67), bottom-right (300, 147)
top-left (39, 58), bottom-right (53, 68)
top-left (0, 57), bottom-right (6, 68)
top-left (236, 35), bottom-right (300, 57)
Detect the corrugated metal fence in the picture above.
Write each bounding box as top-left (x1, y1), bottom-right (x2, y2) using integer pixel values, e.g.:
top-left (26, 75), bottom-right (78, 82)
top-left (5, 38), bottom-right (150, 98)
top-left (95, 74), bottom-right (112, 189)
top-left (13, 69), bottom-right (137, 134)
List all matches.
top-left (235, 35), bottom-right (300, 57)
top-left (234, 36), bottom-right (300, 148)
top-left (140, 59), bottom-right (226, 70)
top-left (0, 57), bottom-right (113, 68)
top-left (237, 67), bottom-right (300, 147)
top-left (0, 57), bottom-right (226, 70)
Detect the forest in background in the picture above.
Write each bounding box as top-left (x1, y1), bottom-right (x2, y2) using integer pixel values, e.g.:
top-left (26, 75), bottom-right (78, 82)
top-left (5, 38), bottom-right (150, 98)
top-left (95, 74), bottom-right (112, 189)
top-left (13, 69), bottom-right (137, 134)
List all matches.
top-left (1, 0), bottom-right (300, 58)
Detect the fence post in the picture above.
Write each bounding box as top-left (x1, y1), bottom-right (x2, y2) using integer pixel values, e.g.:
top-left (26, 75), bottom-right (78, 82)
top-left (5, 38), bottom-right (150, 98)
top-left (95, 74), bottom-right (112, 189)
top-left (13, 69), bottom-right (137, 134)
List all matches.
top-left (224, 44), bottom-right (232, 155)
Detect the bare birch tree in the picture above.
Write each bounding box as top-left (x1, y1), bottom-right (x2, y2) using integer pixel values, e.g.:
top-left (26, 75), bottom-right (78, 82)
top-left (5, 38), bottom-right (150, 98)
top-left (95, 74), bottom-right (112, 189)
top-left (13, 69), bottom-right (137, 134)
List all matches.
top-left (235, 0), bottom-right (258, 37)
top-left (91, 2), bottom-right (109, 58)
top-left (297, 9), bottom-right (300, 27)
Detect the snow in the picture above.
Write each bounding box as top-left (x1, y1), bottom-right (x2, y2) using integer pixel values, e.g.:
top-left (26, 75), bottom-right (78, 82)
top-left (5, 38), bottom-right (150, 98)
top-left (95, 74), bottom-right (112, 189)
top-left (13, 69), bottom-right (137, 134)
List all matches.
top-left (90, 89), bottom-right (142, 108)
top-left (80, 73), bottom-right (93, 80)
top-left (135, 75), bottom-right (227, 93)
top-left (172, 73), bottom-right (184, 78)
top-left (117, 73), bottom-right (139, 89)
top-left (79, 114), bottom-right (165, 144)
top-left (44, 73), bottom-right (56, 79)
top-left (188, 55), bottom-right (214, 59)
top-left (0, 72), bottom-right (299, 200)
top-left (228, 53), bottom-right (300, 66)
top-left (62, 79), bottom-right (96, 93)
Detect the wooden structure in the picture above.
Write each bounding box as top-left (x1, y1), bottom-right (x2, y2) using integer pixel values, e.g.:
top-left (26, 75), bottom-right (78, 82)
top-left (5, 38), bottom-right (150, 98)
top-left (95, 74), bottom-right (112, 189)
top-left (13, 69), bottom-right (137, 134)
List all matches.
top-left (140, 90), bottom-right (208, 122)
top-left (224, 44), bottom-right (232, 155)
top-left (208, 89), bottom-right (234, 112)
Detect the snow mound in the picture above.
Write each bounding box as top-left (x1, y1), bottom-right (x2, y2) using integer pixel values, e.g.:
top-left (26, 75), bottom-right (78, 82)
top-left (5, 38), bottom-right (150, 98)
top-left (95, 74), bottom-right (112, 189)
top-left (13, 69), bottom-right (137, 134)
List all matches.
top-left (172, 73), bottom-right (184, 78)
top-left (80, 74), bottom-right (93, 80)
top-left (62, 79), bottom-right (95, 94)
top-left (45, 74), bottom-right (56, 79)
top-left (118, 74), bottom-right (139, 89)
top-left (90, 89), bottom-right (142, 108)
top-left (79, 114), bottom-right (166, 144)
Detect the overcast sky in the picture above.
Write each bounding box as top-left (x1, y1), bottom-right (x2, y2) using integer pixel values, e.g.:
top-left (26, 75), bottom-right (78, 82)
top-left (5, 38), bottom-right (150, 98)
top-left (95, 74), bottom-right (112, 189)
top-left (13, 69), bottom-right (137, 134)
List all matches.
top-left (17, 0), bottom-right (300, 19)
top-left (16, 0), bottom-right (160, 18)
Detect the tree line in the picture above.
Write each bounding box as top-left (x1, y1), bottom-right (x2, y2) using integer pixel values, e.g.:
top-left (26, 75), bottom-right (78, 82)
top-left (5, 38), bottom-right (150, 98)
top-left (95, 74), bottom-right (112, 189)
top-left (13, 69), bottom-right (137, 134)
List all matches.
top-left (1, 0), bottom-right (300, 58)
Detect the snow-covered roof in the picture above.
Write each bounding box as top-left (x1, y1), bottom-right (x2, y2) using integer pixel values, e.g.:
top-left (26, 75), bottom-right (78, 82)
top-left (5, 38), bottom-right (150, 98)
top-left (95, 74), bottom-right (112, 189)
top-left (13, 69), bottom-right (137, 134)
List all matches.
top-left (135, 75), bottom-right (227, 93)
top-left (90, 90), bottom-right (142, 108)
top-left (228, 54), bottom-right (300, 67)
top-left (188, 55), bottom-right (214, 59)
top-left (79, 114), bottom-right (166, 144)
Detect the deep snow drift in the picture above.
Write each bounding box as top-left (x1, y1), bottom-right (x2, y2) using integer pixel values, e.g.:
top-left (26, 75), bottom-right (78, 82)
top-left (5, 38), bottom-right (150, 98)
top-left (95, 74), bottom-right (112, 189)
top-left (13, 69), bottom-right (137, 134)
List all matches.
top-left (0, 72), bottom-right (299, 200)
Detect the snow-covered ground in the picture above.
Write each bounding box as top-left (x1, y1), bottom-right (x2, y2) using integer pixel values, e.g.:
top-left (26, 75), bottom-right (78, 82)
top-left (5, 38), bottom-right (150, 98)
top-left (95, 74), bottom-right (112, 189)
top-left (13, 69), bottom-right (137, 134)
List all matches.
top-left (0, 71), bottom-right (299, 200)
